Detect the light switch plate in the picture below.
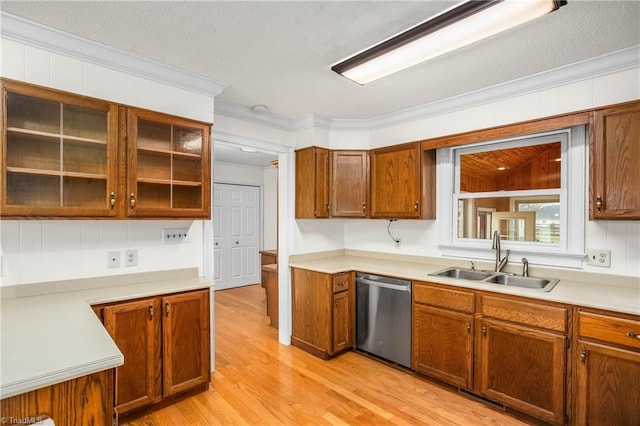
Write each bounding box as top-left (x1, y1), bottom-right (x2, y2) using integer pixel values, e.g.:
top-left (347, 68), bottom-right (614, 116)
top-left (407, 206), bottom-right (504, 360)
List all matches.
top-left (586, 249), bottom-right (611, 267)
top-left (163, 228), bottom-right (190, 243)
top-left (108, 251), bottom-right (120, 268)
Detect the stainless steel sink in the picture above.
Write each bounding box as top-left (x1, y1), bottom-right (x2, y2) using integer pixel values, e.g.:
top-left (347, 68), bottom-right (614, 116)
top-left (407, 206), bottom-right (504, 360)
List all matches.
top-left (429, 267), bottom-right (492, 281)
top-left (483, 274), bottom-right (559, 291)
top-left (429, 267), bottom-right (559, 292)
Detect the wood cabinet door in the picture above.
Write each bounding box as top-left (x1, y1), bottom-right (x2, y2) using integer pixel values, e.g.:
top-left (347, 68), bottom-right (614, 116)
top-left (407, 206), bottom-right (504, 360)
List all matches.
top-left (331, 150), bottom-right (369, 217)
top-left (291, 268), bottom-right (332, 358)
top-left (370, 142), bottom-right (421, 218)
top-left (124, 107), bottom-right (211, 219)
top-left (590, 101), bottom-right (640, 219)
top-left (413, 304), bottom-right (473, 389)
top-left (479, 319), bottom-right (566, 425)
top-left (332, 290), bottom-right (351, 354)
top-left (1, 78), bottom-right (118, 218)
top-left (575, 340), bottom-right (640, 426)
top-left (103, 297), bottom-right (162, 414)
top-left (162, 289), bottom-right (211, 397)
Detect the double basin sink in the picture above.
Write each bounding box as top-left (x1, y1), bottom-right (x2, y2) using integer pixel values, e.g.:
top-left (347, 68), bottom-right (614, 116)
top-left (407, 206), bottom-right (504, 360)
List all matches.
top-left (429, 267), bottom-right (559, 292)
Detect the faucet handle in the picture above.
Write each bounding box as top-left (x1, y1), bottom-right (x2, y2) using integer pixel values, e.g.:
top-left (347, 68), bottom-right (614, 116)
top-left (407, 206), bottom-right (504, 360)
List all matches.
top-left (522, 257), bottom-right (529, 277)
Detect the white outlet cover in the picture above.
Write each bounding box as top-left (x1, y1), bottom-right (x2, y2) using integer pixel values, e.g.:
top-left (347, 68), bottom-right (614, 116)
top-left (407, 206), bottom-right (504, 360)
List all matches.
top-left (126, 249), bottom-right (138, 267)
top-left (108, 251), bottom-right (120, 268)
top-left (586, 249), bottom-right (611, 268)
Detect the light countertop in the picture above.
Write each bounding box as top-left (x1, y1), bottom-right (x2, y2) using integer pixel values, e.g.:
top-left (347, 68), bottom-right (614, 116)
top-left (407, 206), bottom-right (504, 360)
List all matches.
top-left (0, 268), bottom-right (212, 399)
top-left (289, 250), bottom-right (640, 316)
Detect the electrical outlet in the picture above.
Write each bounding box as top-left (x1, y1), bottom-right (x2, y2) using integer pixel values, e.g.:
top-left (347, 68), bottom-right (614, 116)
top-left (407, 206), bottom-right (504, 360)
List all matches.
top-left (126, 249), bottom-right (138, 267)
top-left (586, 249), bottom-right (611, 267)
top-left (163, 228), bottom-right (190, 243)
top-left (108, 251), bottom-right (120, 269)
top-left (395, 239), bottom-right (401, 249)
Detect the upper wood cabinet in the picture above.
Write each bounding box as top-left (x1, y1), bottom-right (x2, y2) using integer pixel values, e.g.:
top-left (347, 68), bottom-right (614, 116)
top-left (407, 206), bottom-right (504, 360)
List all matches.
top-left (370, 142), bottom-right (435, 219)
top-left (590, 100), bottom-right (640, 219)
top-left (1, 79), bottom-right (118, 217)
top-left (295, 146), bottom-right (330, 218)
top-left (331, 150), bottom-right (369, 217)
top-left (0, 78), bottom-right (211, 219)
top-left (123, 107), bottom-right (211, 218)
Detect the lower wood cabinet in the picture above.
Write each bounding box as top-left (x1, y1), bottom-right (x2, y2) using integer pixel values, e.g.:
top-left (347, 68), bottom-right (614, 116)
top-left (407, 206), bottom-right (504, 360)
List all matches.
top-left (0, 370), bottom-right (114, 426)
top-left (94, 288), bottom-right (210, 419)
top-left (477, 295), bottom-right (567, 425)
top-left (291, 268), bottom-right (354, 359)
top-left (574, 309), bottom-right (640, 425)
top-left (412, 282), bottom-right (474, 389)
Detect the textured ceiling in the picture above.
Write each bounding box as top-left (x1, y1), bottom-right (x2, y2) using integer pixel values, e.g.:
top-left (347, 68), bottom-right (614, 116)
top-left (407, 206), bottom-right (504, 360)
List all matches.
top-left (2, 1), bottom-right (639, 122)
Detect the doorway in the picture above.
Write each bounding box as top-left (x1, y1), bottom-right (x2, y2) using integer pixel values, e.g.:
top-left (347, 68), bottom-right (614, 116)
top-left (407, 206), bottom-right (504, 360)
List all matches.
top-left (213, 183), bottom-right (260, 290)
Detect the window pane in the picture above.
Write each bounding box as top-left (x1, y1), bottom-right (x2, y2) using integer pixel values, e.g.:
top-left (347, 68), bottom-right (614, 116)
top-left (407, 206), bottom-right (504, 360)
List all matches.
top-left (460, 142), bottom-right (561, 192)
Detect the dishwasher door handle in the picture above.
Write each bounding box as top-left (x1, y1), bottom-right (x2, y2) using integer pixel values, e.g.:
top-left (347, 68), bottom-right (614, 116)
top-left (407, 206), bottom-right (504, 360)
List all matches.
top-left (357, 277), bottom-right (411, 292)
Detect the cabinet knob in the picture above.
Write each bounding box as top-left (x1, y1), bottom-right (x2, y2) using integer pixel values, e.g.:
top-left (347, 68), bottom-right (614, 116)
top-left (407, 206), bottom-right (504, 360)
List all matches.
top-left (109, 192), bottom-right (116, 208)
top-left (627, 331), bottom-right (640, 340)
top-left (596, 196), bottom-right (603, 212)
top-left (165, 302), bottom-right (170, 316)
top-left (414, 201), bottom-right (419, 212)
top-left (466, 320), bottom-right (471, 332)
top-left (129, 193), bottom-right (137, 209)
top-left (148, 305), bottom-right (154, 320)
top-left (482, 324), bottom-right (487, 336)
top-left (362, 201), bottom-right (366, 212)
top-left (580, 347), bottom-right (587, 363)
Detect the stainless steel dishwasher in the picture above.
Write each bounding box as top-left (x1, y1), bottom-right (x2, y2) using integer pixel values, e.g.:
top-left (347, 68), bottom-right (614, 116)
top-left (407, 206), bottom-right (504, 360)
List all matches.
top-left (355, 272), bottom-right (412, 368)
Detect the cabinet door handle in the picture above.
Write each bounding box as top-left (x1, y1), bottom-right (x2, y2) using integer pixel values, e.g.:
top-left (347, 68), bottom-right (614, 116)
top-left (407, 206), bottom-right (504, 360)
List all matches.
top-left (596, 196), bottom-right (603, 212)
top-left (466, 320), bottom-right (471, 333)
top-left (414, 201), bottom-right (419, 212)
top-left (580, 347), bottom-right (587, 363)
top-left (129, 193), bottom-right (137, 209)
top-left (627, 331), bottom-right (640, 340)
top-left (165, 302), bottom-right (170, 316)
top-left (109, 192), bottom-right (116, 208)
top-left (482, 324), bottom-right (487, 337)
top-left (148, 305), bottom-right (154, 320)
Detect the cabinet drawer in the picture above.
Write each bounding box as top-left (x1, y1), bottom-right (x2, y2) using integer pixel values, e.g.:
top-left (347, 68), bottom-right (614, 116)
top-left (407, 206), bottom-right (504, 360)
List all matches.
top-left (332, 273), bottom-right (350, 293)
top-left (481, 295), bottom-right (567, 333)
top-left (578, 311), bottom-right (640, 350)
top-left (413, 282), bottom-right (474, 313)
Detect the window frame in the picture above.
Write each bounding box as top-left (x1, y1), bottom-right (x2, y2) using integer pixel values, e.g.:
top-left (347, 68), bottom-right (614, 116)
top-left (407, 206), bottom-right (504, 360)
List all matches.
top-left (437, 126), bottom-right (586, 268)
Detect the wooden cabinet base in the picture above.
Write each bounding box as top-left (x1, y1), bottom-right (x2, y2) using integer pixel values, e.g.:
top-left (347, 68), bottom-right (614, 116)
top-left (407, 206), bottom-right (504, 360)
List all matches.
top-left (117, 382), bottom-right (209, 424)
top-left (0, 370), bottom-right (114, 426)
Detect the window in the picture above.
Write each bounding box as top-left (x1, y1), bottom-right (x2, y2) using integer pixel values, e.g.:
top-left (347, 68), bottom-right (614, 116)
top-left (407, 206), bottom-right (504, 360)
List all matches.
top-left (438, 126), bottom-right (586, 268)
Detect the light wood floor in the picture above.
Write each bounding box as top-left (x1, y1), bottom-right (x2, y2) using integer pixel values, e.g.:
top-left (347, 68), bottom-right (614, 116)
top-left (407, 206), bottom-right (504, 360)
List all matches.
top-left (124, 284), bottom-right (532, 425)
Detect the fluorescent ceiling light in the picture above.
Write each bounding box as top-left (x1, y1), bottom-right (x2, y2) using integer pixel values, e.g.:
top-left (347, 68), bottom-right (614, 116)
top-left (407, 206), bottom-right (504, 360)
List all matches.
top-left (332, 0), bottom-right (567, 85)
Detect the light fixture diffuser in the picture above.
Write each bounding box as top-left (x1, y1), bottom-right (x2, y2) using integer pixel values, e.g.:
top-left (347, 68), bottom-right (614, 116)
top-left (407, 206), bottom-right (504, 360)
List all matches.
top-left (332, 0), bottom-right (567, 85)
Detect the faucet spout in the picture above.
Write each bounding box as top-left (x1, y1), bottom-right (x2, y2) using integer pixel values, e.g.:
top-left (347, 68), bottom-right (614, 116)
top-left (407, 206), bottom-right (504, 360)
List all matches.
top-left (492, 231), bottom-right (509, 272)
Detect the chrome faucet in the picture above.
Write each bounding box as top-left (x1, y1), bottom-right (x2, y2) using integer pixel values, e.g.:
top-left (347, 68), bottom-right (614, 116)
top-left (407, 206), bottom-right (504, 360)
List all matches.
top-left (492, 230), bottom-right (510, 272)
top-left (522, 258), bottom-right (529, 277)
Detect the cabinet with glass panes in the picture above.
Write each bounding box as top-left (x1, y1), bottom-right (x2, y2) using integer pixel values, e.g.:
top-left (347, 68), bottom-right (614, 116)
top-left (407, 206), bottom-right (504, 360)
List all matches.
top-left (124, 107), bottom-right (210, 218)
top-left (1, 79), bottom-right (118, 217)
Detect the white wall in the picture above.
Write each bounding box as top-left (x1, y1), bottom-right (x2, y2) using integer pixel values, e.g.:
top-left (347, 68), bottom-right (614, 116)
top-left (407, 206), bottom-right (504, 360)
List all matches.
top-left (0, 37), bottom-right (214, 285)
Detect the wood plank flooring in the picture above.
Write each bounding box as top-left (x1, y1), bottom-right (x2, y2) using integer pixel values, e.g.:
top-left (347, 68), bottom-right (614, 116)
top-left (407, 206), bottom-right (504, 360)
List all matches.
top-left (123, 284), bottom-right (531, 425)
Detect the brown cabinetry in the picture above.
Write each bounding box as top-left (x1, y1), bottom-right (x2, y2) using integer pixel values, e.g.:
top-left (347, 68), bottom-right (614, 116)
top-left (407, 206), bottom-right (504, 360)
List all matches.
top-left (0, 370), bottom-right (114, 426)
top-left (477, 295), bottom-right (567, 425)
top-left (590, 100), bottom-right (640, 219)
top-left (295, 146), bottom-right (330, 218)
top-left (412, 282), bottom-right (474, 388)
top-left (1, 78), bottom-right (118, 217)
top-left (1, 78), bottom-right (211, 219)
top-left (123, 107), bottom-right (211, 218)
top-left (291, 268), bottom-right (353, 359)
top-left (370, 142), bottom-right (435, 219)
top-left (330, 150), bottom-right (369, 217)
top-left (574, 309), bottom-right (640, 425)
top-left (94, 288), bottom-right (210, 419)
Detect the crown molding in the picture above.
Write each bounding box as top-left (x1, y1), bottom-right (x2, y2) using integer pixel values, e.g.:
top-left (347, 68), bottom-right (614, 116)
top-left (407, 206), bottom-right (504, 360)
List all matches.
top-left (0, 12), bottom-right (227, 97)
top-left (217, 45), bottom-right (639, 132)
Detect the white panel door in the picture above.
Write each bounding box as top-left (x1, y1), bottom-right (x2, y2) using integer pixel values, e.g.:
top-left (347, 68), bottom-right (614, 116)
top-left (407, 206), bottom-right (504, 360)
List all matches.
top-left (212, 187), bottom-right (224, 287)
top-left (213, 183), bottom-right (260, 290)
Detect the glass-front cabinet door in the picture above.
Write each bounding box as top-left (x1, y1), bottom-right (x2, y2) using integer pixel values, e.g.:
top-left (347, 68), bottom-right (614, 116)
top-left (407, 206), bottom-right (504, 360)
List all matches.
top-left (125, 108), bottom-right (211, 218)
top-left (1, 79), bottom-right (118, 217)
